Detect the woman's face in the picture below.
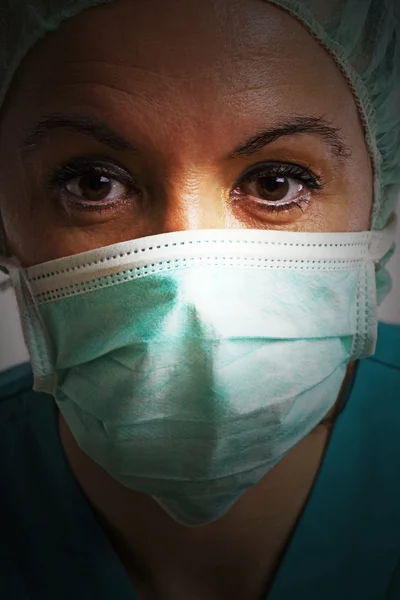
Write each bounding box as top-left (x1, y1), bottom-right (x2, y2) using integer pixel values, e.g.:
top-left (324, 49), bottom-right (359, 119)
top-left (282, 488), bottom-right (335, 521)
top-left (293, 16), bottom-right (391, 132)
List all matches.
top-left (0, 0), bottom-right (372, 267)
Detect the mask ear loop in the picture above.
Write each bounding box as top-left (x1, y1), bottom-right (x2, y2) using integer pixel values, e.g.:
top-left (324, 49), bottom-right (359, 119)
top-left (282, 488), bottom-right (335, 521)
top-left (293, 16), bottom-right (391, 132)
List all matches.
top-left (369, 213), bottom-right (397, 261)
top-left (0, 213), bottom-right (14, 289)
top-left (0, 210), bottom-right (10, 255)
top-left (321, 217), bottom-right (397, 424)
top-left (0, 217), bottom-right (13, 289)
top-left (0, 215), bottom-right (20, 286)
top-left (12, 266), bottom-right (58, 395)
top-left (1, 242), bottom-right (58, 396)
top-left (0, 277), bottom-right (11, 291)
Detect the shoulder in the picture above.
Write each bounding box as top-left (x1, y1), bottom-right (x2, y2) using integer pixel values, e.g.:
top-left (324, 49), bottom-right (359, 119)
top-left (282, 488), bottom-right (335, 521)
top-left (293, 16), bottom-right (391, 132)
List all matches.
top-left (0, 362), bottom-right (34, 402)
top-left (371, 321), bottom-right (400, 371)
top-left (351, 321), bottom-right (400, 417)
top-left (0, 362), bottom-right (54, 438)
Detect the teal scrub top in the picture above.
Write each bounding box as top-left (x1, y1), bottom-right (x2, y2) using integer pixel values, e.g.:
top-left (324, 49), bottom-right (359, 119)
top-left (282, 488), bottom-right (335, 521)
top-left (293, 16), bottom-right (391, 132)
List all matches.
top-left (1, 321), bottom-right (400, 599)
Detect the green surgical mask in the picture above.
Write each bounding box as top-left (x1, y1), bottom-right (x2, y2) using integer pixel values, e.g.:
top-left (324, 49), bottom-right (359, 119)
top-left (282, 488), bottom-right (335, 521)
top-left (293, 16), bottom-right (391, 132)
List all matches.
top-left (0, 224), bottom-right (395, 526)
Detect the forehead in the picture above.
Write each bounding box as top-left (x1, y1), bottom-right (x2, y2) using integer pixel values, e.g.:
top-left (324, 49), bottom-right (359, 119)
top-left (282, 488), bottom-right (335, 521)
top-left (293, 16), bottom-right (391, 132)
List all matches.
top-left (5, 0), bottom-right (361, 156)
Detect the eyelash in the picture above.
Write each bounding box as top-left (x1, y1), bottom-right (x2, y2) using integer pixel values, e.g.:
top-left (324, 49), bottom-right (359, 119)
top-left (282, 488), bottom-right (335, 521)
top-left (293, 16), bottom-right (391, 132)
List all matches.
top-left (47, 158), bottom-right (324, 216)
top-left (47, 158), bottom-right (139, 212)
top-left (231, 161), bottom-right (324, 215)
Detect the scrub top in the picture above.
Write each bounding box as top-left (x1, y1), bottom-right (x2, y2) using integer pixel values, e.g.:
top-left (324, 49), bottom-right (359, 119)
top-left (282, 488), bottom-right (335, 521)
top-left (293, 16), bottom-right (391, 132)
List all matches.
top-left (1, 321), bottom-right (400, 600)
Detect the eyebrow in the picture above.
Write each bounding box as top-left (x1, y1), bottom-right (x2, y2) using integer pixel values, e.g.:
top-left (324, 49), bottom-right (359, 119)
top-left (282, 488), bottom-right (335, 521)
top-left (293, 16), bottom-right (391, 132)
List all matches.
top-left (230, 115), bottom-right (352, 162)
top-left (21, 112), bottom-right (352, 163)
top-left (21, 113), bottom-right (139, 155)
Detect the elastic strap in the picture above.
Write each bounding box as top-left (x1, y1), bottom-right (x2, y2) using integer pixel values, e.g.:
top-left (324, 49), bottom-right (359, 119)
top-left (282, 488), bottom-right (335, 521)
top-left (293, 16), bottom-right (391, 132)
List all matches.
top-left (0, 214), bottom-right (9, 259)
top-left (9, 267), bottom-right (56, 390)
top-left (0, 214), bottom-right (11, 276)
top-left (0, 254), bottom-right (21, 276)
top-left (369, 214), bottom-right (397, 261)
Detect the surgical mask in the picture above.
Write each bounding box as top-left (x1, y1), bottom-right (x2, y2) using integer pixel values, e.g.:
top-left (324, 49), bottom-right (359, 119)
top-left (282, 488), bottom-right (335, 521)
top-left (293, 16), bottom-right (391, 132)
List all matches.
top-left (0, 224), bottom-right (395, 526)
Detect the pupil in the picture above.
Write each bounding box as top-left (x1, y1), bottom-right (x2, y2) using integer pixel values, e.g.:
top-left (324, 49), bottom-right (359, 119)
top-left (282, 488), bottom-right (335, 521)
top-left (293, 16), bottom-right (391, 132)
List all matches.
top-left (80, 175), bottom-right (112, 201)
top-left (258, 176), bottom-right (289, 201)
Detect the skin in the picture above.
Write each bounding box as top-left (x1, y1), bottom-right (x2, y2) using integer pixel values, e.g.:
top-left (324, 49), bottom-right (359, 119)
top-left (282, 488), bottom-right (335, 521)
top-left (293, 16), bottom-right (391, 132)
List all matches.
top-left (0, 0), bottom-right (372, 598)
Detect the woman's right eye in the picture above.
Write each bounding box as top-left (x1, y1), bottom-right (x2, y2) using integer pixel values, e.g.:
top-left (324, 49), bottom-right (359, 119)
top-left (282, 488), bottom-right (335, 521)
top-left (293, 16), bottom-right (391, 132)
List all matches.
top-left (65, 174), bottom-right (130, 204)
top-left (48, 158), bottom-right (140, 211)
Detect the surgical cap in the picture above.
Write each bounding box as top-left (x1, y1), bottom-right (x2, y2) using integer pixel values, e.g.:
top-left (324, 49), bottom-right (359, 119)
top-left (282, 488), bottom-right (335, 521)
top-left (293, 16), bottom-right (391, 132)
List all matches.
top-left (0, 1), bottom-right (399, 237)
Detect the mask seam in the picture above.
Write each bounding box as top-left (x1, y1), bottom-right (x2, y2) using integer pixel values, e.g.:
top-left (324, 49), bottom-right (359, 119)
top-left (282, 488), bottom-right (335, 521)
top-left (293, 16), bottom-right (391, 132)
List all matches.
top-left (351, 268), bottom-right (363, 359)
top-left (33, 258), bottom-right (366, 304)
top-left (26, 237), bottom-right (372, 282)
top-left (359, 264), bottom-right (369, 357)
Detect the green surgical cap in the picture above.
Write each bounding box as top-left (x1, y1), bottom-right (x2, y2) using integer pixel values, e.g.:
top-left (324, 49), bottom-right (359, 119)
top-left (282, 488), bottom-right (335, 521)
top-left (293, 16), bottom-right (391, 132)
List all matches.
top-left (0, 0), bottom-right (399, 233)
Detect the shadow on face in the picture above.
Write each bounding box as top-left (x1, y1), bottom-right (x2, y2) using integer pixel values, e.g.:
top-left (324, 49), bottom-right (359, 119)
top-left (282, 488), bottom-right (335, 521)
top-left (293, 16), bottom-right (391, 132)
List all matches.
top-left (0, 0), bottom-right (372, 267)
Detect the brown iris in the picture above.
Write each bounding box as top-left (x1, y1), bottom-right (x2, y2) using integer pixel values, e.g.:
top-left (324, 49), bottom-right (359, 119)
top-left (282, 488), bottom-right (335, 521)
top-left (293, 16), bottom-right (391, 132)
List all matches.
top-left (68, 175), bottom-right (113, 202)
top-left (256, 176), bottom-right (291, 202)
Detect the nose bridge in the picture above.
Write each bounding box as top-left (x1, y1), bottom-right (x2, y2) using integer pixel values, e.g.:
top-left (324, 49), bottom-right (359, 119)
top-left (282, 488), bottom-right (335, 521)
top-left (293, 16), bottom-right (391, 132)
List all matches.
top-left (158, 166), bottom-right (229, 232)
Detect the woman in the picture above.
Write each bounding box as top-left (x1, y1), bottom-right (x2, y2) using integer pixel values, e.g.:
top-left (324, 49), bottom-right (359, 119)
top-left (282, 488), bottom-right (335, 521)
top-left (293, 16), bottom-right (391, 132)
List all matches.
top-left (0, 0), bottom-right (399, 598)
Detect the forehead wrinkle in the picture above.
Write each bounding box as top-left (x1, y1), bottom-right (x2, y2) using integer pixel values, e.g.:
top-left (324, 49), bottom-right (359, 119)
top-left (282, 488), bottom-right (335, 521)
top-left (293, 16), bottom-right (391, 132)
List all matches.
top-left (12, 0), bottom-right (354, 120)
top-left (5, 0), bottom-right (367, 178)
top-left (33, 2), bottom-right (301, 84)
top-left (60, 59), bottom-right (189, 83)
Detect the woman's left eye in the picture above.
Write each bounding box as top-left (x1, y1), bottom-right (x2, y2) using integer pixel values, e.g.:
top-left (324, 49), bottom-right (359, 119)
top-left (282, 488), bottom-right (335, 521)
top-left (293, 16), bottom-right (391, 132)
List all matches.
top-left (231, 162), bottom-right (324, 215)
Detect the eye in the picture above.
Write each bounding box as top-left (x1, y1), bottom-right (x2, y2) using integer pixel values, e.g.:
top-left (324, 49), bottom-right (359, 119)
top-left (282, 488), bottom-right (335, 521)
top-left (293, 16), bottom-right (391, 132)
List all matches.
top-left (66, 174), bottom-right (127, 203)
top-left (48, 157), bottom-right (140, 210)
top-left (231, 162), bottom-right (324, 215)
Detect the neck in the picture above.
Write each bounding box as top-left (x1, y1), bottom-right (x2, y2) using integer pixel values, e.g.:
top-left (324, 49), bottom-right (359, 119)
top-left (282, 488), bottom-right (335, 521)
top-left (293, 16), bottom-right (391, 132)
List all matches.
top-left (57, 362), bottom-right (357, 599)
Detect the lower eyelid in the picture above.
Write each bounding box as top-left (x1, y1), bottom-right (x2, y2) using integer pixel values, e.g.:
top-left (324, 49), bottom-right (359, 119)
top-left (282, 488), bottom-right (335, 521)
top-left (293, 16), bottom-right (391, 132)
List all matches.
top-left (230, 181), bottom-right (314, 218)
top-left (246, 192), bottom-right (311, 209)
top-left (59, 195), bottom-right (134, 215)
